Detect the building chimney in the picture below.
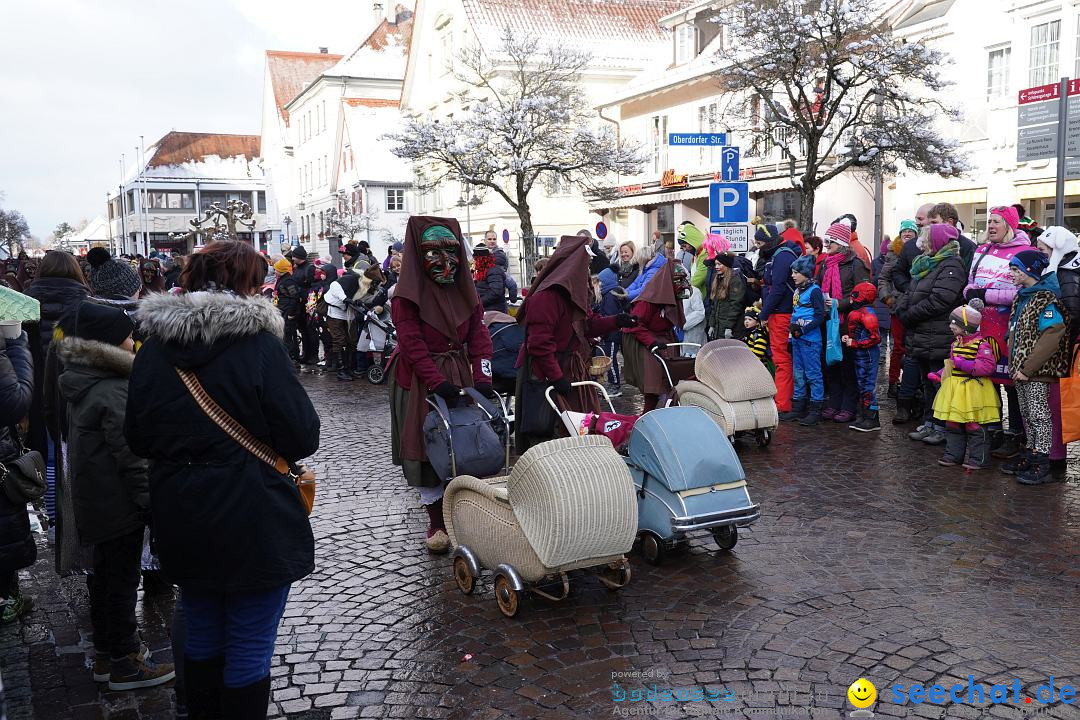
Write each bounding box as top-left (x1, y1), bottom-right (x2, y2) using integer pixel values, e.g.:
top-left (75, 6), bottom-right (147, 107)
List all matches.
top-left (373, 2), bottom-right (384, 25)
top-left (318, 46), bottom-right (328, 54)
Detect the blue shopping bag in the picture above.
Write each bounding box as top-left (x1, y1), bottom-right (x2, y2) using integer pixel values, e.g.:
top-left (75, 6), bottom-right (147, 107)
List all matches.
top-left (825, 302), bottom-right (843, 366)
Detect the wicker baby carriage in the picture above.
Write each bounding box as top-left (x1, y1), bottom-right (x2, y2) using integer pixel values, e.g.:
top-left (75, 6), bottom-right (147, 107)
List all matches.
top-left (675, 339), bottom-right (778, 447)
top-left (442, 435), bottom-right (636, 617)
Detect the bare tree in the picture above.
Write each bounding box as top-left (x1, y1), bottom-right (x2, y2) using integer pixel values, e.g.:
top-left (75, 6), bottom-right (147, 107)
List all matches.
top-left (712, 0), bottom-right (969, 228)
top-left (385, 27), bottom-right (646, 270)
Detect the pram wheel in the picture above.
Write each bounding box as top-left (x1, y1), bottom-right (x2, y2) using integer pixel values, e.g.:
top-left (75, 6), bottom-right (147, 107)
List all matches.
top-left (712, 526), bottom-right (738, 550)
top-left (640, 533), bottom-right (666, 566)
top-left (756, 429), bottom-right (771, 448)
top-left (367, 365), bottom-right (386, 384)
top-left (453, 556), bottom-right (476, 595)
top-left (494, 575), bottom-right (520, 617)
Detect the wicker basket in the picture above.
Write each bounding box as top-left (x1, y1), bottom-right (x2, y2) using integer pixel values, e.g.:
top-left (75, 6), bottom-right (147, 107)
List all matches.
top-left (589, 355), bottom-right (612, 377)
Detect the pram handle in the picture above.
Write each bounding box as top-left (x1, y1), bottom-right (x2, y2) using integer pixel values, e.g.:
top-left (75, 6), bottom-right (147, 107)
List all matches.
top-left (543, 380), bottom-right (617, 415)
top-left (426, 387), bottom-right (511, 479)
top-left (649, 342), bottom-right (701, 390)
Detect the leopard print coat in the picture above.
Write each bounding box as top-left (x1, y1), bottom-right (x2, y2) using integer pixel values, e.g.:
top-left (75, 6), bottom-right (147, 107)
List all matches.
top-left (1009, 290), bottom-right (1071, 379)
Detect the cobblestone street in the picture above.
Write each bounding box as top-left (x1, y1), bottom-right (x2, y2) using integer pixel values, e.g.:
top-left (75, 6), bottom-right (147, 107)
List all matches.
top-left (2, 372), bottom-right (1079, 720)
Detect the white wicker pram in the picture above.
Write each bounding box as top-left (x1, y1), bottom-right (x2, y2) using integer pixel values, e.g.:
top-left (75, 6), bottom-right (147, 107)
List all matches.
top-left (675, 339), bottom-right (778, 447)
top-left (442, 435), bottom-right (636, 617)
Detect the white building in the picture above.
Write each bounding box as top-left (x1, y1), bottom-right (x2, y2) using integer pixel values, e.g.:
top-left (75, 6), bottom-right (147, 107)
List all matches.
top-left (59, 216), bottom-right (110, 255)
top-left (400, 0), bottom-right (685, 275)
top-left (889, 0), bottom-right (1080, 236)
top-left (106, 132), bottom-right (268, 255)
top-left (261, 4), bottom-right (414, 260)
top-left (590, 0), bottom-right (878, 250)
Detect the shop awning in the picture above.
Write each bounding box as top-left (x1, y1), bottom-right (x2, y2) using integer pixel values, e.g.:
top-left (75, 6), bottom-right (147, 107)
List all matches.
top-left (916, 187), bottom-right (987, 205)
top-left (590, 184), bottom-right (710, 210)
top-left (747, 176), bottom-right (797, 193)
top-left (1014, 180), bottom-right (1080, 200)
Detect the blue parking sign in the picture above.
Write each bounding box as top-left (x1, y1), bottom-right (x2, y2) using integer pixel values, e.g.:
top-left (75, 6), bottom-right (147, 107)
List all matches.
top-left (720, 147), bottom-right (740, 181)
top-left (709, 182), bottom-right (749, 223)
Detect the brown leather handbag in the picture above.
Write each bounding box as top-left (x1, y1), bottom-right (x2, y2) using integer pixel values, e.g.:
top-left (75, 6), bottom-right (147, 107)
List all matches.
top-left (175, 368), bottom-right (316, 515)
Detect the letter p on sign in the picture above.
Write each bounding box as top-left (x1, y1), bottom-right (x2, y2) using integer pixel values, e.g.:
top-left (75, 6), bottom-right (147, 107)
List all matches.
top-left (709, 182), bottom-right (749, 224)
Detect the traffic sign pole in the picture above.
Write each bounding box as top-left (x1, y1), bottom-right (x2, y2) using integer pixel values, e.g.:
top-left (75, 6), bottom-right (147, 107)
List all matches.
top-left (1056, 76), bottom-right (1069, 226)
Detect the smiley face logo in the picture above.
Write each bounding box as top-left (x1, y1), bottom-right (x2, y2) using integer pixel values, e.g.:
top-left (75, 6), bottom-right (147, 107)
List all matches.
top-left (848, 678), bottom-right (877, 709)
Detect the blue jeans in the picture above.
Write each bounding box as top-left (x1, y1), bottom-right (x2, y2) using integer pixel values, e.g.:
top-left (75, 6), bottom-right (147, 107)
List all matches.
top-left (182, 585), bottom-right (290, 687)
top-left (853, 347), bottom-right (880, 410)
top-left (791, 338), bottom-right (824, 403)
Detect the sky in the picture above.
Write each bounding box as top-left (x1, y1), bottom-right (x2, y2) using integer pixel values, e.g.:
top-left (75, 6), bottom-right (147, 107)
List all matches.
top-left (0, 0), bottom-right (377, 238)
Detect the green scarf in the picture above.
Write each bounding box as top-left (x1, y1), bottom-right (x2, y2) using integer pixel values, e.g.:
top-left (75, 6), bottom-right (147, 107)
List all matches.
top-left (910, 240), bottom-right (959, 281)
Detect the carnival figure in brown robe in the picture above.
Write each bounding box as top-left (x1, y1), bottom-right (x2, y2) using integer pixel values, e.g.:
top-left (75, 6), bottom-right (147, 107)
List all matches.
top-left (389, 216), bottom-right (494, 554)
top-left (514, 234), bottom-right (635, 450)
top-left (621, 262), bottom-right (690, 411)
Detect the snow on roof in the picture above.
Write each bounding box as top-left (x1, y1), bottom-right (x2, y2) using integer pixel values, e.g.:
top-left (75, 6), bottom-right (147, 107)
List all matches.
top-left (68, 216), bottom-right (109, 244)
top-left (327, 11), bottom-right (413, 80)
top-left (266, 50), bottom-right (343, 124)
top-left (130, 132), bottom-right (264, 183)
top-left (340, 99), bottom-right (413, 184)
top-left (460, 0), bottom-right (683, 67)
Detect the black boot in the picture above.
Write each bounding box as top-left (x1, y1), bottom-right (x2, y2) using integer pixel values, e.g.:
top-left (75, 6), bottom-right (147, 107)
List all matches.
top-left (887, 383), bottom-right (899, 399)
top-left (779, 397), bottom-right (808, 422)
top-left (184, 656), bottom-right (224, 720)
top-left (221, 675), bottom-right (271, 720)
top-left (799, 401), bottom-right (823, 426)
top-left (1017, 452), bottom-right (1055, 485)
top-left (1000, 448), bottom-right (1032, 475)
top-left (992, 433), bottom-right (1024, 459)
top-left (850, 406), bottom-right (880, 432)
top-left (336, 351), bottom-right (353, 382)
top-left (893, 398), bottom-right (913, 425)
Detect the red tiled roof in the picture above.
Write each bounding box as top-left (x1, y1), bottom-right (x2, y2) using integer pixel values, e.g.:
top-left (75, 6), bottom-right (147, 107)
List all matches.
top-left (148, 132), bottom-right (261, 167)
top-left (460, 0), bottom-right (682, 44)
top-left (360, 13), bottom-right (415, 52)
top-left (265, 50), bottom-right (343, 125)
top-left (343, 98), bottom-right (401, 108)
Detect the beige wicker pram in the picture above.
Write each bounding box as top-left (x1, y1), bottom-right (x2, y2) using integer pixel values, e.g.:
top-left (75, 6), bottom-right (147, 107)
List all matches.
top-left (675, 339), bottom-right (778, 447)
top-left (442, 435), bottom-right (636, 617)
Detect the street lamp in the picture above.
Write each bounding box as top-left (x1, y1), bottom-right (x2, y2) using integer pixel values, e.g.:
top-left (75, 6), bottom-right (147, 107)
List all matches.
top-left (456, 186), bottom-right (482, 242)
top-left (282, 214), bottom-right (292, 249)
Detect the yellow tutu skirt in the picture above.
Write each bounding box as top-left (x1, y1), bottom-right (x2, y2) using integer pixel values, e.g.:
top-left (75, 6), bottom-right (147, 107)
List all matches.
top-left (932, 370), bottom-right (1001, 425)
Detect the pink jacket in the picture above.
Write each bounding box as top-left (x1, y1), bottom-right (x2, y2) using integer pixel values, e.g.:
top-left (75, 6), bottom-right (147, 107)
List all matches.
top-left (964, 236), bottom-right (1030, 351)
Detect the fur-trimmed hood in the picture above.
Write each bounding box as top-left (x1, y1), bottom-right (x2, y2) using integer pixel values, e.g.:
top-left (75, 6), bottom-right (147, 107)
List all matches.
top-left (137, 291), bottom-right (284, 346)
top-left (57, 336), bottom-right (135, 405)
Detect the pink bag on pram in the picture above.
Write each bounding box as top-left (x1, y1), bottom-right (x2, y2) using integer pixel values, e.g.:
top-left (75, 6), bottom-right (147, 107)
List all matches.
top-left (579, 412), bottom-right (638, 451)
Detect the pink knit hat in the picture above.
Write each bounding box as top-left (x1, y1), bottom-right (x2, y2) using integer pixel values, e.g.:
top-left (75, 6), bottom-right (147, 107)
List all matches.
top-left (929, 223), bottom-right (959, 252)
top-left (990, 205), bottom-right (1020, 231)
top-left (824, 222), bottom-right (852, 247)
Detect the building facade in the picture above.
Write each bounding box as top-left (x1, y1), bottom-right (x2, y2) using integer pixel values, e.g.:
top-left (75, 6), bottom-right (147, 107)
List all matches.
top-left (106, 132), bottom-right (269, 255)
top-left (889, 0), bottom-right (1080, 236)
top-left (261, 4), bottom-right (414, 260)
top-left (400, 0), bottom-right (684, 276)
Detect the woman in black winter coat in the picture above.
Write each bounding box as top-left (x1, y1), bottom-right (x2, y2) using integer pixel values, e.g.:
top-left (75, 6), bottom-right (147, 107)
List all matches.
top-left (894, 228), bottom-right (967, 433)
top-left (0, 329), bottom-right (35, 621)
top-left (125, 241), bottom-right (320, 717)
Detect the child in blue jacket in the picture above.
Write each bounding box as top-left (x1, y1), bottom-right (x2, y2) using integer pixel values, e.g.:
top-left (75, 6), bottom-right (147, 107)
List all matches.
top-left (597, 268), bottom-right (628, 395)
top-left (781, 254), bottom-right (827, 425)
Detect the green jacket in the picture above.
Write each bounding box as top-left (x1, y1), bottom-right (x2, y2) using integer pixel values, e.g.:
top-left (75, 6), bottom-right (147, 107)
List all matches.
top-left (57, 336), bottom-right (148, 546)
top-left (677, 223), bottom-right (710, 292)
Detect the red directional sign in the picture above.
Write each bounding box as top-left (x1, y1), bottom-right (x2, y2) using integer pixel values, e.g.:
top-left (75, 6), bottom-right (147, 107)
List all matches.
top-left (1019, 82), bottom-right (1061, 105)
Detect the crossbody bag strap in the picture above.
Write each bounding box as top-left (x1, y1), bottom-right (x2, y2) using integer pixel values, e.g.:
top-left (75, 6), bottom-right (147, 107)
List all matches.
top-left (174, 368), bottom-right (290, 475)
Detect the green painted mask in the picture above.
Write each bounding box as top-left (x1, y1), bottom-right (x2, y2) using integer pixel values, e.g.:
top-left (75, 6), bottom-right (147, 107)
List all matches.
top-left (420, 226), bottom-right (460, 285)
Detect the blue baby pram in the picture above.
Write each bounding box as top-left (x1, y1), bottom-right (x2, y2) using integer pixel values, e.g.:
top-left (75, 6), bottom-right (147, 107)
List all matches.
top-left (624, 406), bottom-right (761, 564)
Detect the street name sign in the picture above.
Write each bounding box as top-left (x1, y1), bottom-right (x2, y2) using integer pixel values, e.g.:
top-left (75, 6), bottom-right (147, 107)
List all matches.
top-left (709, 182), bottom-right (749, 224)
top-left (669, 133), bottom-right (727, 146)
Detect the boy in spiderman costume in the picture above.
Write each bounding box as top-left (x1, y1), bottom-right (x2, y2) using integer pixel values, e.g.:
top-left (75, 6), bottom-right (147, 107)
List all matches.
top-left (843, 282), bottom-right (882, 432)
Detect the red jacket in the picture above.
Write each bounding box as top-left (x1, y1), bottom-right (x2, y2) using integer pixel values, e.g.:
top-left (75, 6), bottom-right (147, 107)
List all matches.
top-left (518, 287), bottom-right (617, 381)
top-left (624, 301), bottom-right (676, 348)
top-left (844, 305), bottom-right (881, 349)
top-left (391, 300), bottom-right (492, 389)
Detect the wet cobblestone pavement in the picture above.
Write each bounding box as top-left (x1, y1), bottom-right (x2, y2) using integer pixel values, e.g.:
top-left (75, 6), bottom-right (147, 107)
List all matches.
top-left (2, 370), bottom-right (1078, 719)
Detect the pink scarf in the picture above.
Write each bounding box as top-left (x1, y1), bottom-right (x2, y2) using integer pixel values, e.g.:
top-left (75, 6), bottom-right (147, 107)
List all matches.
top-left (821, 252), bottom-right (844, 299)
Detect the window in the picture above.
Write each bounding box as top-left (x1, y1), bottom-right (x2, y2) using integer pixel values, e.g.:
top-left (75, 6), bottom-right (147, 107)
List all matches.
top-left (322, 100), bottom-right (327, 132)
top-left (650, 115), bottom-right (668, 173)
top-left (675, 23), bottom-right (696, 65)
top-left (201, 192), bottom-right (228, 212)
top-left (987, 46), bottom-right (1011, 100)
top-left (324, 155), bottom-right (329, 186)
top-left (1029, 20), bottom-right (1060, 86)
top-left (299, 116), bottom-right (304, 145)
top-left (149, 191), bottom-right (168, 209)
top-left (256, 191), bottom-right (266, 213)
top-left (315, 104), bottom-right (320, 135)
top-left (386, 188), bottom-right (405, 211)
top-left (441, 29), bottom-right (453, 74)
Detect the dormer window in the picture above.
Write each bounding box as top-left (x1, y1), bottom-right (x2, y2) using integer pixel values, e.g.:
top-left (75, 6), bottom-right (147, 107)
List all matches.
top-left (675, 23), bottom-right (696, 65)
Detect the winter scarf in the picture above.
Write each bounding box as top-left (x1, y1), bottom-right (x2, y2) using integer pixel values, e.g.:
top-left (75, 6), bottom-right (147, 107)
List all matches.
top-left (910, 241), bottom-right (959, 281)
top-left (821, 252), bottom-right (844, 299)
top-left (473, 253), bottom-right (495, 282)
